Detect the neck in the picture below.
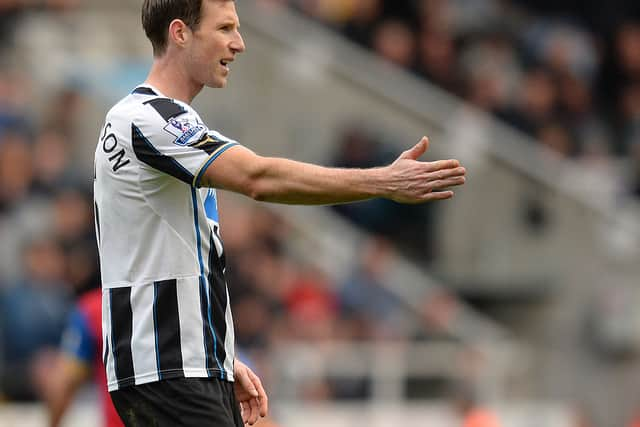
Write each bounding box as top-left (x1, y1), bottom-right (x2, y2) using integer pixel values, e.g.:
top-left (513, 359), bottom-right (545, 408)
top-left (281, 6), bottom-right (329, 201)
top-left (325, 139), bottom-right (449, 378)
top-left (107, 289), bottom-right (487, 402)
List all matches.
top-left (145, 55), bottom-right (203, 104)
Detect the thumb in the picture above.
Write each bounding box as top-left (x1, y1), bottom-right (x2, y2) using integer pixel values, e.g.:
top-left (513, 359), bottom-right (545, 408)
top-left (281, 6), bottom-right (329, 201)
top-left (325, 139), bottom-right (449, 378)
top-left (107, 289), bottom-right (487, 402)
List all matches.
top-left (399, 137), bottom-right (429, 160)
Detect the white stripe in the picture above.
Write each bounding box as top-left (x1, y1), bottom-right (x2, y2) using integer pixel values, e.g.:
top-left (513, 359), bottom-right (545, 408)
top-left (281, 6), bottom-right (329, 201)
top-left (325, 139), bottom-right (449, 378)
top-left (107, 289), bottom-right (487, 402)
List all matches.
top-left (102, 289), bottom-right (118, 390)
top-left (223, 285), bottom-right (235, 380)
top-left (130, 285), bottom-right (160, 385)
top-left (176, 277), bottom-right (208, 377)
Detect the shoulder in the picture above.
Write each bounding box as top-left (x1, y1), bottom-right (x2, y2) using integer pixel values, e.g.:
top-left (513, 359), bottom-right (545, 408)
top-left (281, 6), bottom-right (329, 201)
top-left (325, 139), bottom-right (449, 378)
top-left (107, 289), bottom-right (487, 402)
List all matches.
top-left (106, 90), bottom-right (193, 124)
top-left (142, 97), bottom-right (191, 121)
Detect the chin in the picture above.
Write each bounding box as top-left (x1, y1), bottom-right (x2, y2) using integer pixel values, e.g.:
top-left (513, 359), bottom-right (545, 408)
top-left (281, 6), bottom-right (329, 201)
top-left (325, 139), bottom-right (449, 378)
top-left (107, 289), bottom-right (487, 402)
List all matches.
top-left (207, 81), bottom-right (226, 89)
top-left (206, 75), bottom-right (227, 89)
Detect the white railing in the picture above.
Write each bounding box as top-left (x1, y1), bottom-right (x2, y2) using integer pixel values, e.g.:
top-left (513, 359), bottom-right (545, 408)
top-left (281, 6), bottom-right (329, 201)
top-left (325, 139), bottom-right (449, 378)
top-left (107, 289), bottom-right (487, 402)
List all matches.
top-left (267, 340), bottom-right (528, 402)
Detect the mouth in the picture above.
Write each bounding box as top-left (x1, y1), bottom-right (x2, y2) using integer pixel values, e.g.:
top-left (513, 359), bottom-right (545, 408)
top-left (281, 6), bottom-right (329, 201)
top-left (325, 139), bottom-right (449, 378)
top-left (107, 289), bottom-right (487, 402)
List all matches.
top-left (219, 58), bottom-right (233, 72)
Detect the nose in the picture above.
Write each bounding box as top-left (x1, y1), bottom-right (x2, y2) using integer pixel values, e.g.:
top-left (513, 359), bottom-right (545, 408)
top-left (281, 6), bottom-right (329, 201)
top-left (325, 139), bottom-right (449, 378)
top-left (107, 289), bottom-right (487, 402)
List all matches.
top-left (231, 30), bottom-right (245, 54)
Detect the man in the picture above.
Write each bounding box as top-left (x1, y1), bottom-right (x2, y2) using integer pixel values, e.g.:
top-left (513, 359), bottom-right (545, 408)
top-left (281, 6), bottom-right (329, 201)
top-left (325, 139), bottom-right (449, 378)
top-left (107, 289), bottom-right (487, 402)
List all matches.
top-left (93, 1), bottom-right (466, 426)
top-left (35, 288), bottom-right (124, 427)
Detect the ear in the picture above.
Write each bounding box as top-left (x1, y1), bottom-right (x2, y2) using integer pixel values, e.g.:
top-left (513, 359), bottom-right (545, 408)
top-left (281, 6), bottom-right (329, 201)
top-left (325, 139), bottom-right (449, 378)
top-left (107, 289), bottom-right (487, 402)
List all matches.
top-left (168, 19), bottom-right (191, 49)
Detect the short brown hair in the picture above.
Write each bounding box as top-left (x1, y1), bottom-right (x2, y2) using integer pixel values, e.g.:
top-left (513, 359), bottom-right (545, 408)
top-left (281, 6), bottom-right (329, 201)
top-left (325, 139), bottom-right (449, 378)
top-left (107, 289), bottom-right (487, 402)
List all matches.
top-left (141, 0), bottom-right (205, 57)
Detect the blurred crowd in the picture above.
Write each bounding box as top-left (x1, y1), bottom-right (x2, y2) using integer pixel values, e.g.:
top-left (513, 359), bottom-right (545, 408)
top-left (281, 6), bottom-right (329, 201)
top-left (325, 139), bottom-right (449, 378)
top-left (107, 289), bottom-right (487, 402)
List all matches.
top-left (0, 62), bottom-right (99, 400)
top-left (2, 0), bottom-right (640, 426)
top-left (259, 0), bottom-right (640, 202)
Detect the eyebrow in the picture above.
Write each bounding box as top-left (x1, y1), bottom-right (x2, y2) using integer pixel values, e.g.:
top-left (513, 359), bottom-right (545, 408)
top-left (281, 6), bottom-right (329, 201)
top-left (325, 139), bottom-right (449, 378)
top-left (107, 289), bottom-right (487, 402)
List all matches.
top-left (217, 17), bottom-right (239, 27)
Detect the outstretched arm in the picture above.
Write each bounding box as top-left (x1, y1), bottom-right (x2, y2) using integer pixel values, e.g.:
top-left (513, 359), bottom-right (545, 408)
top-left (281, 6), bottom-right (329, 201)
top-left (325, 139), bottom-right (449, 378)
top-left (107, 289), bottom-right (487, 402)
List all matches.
top-left (200, 137), bottom-right (466, 204)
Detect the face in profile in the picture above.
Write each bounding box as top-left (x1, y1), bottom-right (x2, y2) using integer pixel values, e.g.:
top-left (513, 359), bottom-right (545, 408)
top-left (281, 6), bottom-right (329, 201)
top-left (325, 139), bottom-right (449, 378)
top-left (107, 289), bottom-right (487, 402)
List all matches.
top-left (186, 0), bottom-right (246, 88)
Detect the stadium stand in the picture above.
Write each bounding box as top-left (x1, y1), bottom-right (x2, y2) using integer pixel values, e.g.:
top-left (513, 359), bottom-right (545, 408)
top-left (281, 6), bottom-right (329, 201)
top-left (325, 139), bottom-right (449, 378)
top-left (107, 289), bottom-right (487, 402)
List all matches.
top-left (1, 1), bottom-right (640, 426)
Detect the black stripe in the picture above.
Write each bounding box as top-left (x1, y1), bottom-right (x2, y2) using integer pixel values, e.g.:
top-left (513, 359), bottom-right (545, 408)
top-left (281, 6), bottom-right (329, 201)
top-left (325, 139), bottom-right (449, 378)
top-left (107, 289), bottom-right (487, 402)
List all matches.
top-left (153, 280), bottom-right (184, 379)
top-left (102, 333), bottom-right (109, 368)
top-left (132, 87), bottom-right (158, 96)
top-left (191, 135), bottom-right (229, 155)
top-left (214, 225), bottom-right (226, 269)
top-left (207, 231), bottom-right (228, 378)
top-left (132, 124), bottom-right (194, 185)
top-left (110, 287), bottom-right (134, 389)
top-left (144, 98), bottom-right (187, 121)
top-left (199, 275), bottom-right (216, 376)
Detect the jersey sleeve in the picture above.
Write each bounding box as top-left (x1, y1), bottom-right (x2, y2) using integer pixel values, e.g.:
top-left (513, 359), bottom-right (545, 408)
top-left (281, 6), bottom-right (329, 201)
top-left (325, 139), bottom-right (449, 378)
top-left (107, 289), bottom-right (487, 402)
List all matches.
top-left (132, 97), bottom-right (239, 187)
top-left (60, 307), bottom-right (95, 365)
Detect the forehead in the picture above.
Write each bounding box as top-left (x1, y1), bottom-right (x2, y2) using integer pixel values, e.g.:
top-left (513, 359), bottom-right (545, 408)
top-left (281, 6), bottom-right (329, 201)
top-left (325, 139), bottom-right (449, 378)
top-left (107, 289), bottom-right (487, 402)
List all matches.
top-left (201, 0), bottom-right (239, 25)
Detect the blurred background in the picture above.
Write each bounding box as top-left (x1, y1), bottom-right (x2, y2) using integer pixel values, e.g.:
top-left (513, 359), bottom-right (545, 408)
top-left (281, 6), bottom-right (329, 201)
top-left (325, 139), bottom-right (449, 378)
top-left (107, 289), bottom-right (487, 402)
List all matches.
top-left (1, 0), bottom-right (640, 426)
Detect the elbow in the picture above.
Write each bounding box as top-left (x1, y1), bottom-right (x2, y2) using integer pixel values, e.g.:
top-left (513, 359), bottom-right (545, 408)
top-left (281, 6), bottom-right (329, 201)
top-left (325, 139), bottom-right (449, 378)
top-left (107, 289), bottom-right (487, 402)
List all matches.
top-left (247, 184), bottom-right (266, 202)
top-left (243, 160), bottom-right (271, 202)
top-left (245, 179), bottom-right (272, 202)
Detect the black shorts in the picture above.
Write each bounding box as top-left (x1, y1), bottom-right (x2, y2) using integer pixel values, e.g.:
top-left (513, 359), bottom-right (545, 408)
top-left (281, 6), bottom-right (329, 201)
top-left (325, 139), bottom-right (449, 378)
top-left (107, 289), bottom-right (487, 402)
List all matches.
top-left (110, 377), bottom-right (243, 427)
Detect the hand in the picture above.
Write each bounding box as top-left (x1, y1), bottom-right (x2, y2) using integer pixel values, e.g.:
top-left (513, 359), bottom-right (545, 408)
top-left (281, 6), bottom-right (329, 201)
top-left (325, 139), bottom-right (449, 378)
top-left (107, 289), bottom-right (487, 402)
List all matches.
top-left (234, 359), bottom-right (268, 425)
top-left (386, 137), bottom-right (466, 203)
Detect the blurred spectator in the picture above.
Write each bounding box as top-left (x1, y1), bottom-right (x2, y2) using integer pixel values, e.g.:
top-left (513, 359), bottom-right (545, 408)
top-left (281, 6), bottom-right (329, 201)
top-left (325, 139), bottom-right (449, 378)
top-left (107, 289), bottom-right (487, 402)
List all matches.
top-left (339, 237), bottom-right (404, 339)
top-left (416, 28), bottom-right (460, 93)
top-left (42, 86), bottom-right (86, 140)
top-left (330, 125), bottom-right (397, 232)
top-left (0, 71), bottom-right (32, 136)
top-left (0, 236), bottom-right (72, 400)
top-left (458, 34), bottom-right (519, 113)
top-left (614, 23), bottom-right (640, 83)
top-left (418, 0), bottom-right (452, 34)
top-left (419, 289), bottom-right (460, 338)
top-left (284, 266), bottom-right (338, 341)
top-left (521, 21), bottom-right (599, 82)
top-left (0, 131), bottom-right (33, 212)
top-left (372, 19), bottom-right (416, 68)
top-left (498, 67), bottom-right (557, 136)
top-left (341, 0), bottom-right (383, 48)
top-left (33, 288), bottom-right (123, 427)
top-left (234, 292), bottom-right (274, 351)
top-left (31, 129), bottom-right (77, 195)
top-left (0, 131), bottom-right (52, 283)
top-left (51, 188), bottom-right (99, 294)
top-left (537, 121), bottom-right (576, 158)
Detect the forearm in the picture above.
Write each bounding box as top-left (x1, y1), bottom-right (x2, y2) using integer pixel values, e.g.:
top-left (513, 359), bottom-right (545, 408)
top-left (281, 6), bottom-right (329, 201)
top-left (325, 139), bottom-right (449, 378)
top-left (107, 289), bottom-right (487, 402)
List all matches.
top-left (42, 357), bottom-right (88, 427)
top-left (247, 157), bottom-right (391, 205)
top-left (49, 392), bottom-right (74, 427)
top-left (44, 372), bottom-right (80, 427)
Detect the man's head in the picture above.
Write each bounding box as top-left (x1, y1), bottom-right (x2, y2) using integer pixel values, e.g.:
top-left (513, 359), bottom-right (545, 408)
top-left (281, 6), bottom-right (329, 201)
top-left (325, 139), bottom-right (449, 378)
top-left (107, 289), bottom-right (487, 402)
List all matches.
top-left (142, 0), bottom-right (245, 88)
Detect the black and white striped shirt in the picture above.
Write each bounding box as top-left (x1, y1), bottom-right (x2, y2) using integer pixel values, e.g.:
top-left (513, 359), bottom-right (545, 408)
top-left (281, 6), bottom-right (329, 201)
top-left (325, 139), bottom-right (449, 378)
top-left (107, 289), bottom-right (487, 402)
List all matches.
top-left (94, 85), bottom-right (237, 391)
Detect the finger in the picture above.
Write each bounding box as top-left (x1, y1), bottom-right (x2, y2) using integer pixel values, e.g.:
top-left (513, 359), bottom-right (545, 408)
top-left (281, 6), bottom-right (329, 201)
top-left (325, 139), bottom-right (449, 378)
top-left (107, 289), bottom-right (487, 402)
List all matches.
top-left (428, 166), bottom-right (466, 181)
top-left (248, 372), bottom-right (268, 417)
top-left (429, 176), bottom-right (466, 191)
top-left (259, 394), bottom-right (268, 418)
top-left (240, 401), bottom-right (249, 424)
top-left (399, 137), bottom-right (429, 161)
top-left (423, 159), bottom-right (460, 172)
top-left (423, 190), bottom-right (454, 201)
top-left (249, 397), bottom-right (260, 425)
